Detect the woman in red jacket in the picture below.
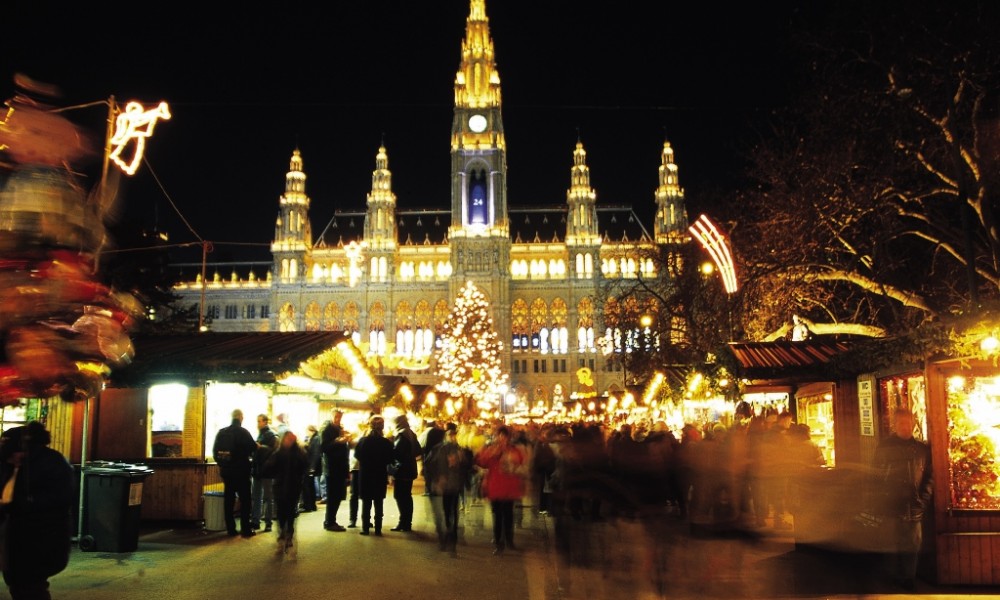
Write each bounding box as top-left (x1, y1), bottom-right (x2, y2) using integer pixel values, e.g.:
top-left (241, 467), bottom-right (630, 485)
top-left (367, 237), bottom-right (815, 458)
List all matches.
top-left (475, 426), bottom-right (526, 555)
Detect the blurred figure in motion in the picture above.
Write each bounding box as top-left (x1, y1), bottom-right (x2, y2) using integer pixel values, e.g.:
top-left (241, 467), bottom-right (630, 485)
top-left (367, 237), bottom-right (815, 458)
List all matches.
top-left (0, 421), bottom-right (73, 600)
top-left (475, 425), bottom-right (526, 555)
top-left (423, 422), bottom-right (469, 556)
top-left (263, 430), bottom-right (309, 557)
top-left (874, 407), bottom-right (932, 591)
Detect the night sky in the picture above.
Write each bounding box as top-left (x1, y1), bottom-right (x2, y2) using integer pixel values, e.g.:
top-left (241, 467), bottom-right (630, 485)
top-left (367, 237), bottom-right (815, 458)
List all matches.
top-left (3, 1), bottom-right (799, 262)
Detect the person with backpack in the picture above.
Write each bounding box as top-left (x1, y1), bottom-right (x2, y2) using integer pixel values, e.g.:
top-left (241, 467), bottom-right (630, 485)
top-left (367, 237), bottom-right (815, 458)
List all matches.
top-left (212, 409), bottom-right (258, 537)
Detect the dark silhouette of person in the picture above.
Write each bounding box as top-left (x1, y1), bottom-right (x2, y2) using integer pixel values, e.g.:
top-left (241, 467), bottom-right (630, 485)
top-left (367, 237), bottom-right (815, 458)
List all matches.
top-left (212, 409), bottom-right (258, 537)
top-left (874, 407), bottom-right (933, 590)
top-left (390, 414), bottom-right (421, 532)
top-left (353, 415), bottom-right (394, 536)
top-left (0, 421), bottom-right (74, 600)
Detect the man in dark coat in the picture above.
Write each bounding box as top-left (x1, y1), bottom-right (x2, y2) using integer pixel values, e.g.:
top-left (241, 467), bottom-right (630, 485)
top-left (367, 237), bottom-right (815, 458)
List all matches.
top-left (0, 421), bottom-right (73, 600)
top-left (874, 407), bottom-right (933, 590)
top-left (353, 415), bottom-right (394, 536)
top-left (251, 414), bottom-right (278, 532)
top-left (390, 414), bottom-right (421, 532)
top-left (213, 409), bottom-right (258, 537)
top-left (320, 423), bottom-right (350, 531)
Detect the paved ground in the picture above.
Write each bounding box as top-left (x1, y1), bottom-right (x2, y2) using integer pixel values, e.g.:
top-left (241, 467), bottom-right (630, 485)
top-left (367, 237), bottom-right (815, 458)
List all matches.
top-left (16, 488), bottom-right (998, 600)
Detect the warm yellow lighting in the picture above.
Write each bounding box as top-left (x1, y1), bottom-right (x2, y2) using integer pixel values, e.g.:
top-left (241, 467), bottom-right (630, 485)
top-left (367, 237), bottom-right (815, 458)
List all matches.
top-left (689, 214), bottom-right (738, 293)
top-left (277, 374), bottom-right (338, 395)
top-left (426, 392), bottom-right (438, 407)
top-left (701, 262), bottom-right (715, 276)
top-left (109, 101), bottom-right (171, 175)
top-left (982, 335), bottom-right (1000, 355)
top-left (688, 372), bottom-right (704, 393)
top-left (400, 384), bottom-right (414, 403)
top-left (640, 315), bottom-right (653, 328)
top-left (948, 376), bottom-right (966, 393)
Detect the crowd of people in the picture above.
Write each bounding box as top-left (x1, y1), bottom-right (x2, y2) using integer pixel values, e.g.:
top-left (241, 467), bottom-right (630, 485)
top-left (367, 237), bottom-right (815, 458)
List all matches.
top-left (210, 405), bottom-right (930, 590)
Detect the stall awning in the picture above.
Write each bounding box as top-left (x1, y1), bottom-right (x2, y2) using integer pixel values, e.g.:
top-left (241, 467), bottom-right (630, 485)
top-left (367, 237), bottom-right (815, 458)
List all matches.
top-left (728, 340), bottom-right (851, 370)
top-left (726, 339), bottom-right (853, 385)
top-left (109, 332), bottom-right (366, 386)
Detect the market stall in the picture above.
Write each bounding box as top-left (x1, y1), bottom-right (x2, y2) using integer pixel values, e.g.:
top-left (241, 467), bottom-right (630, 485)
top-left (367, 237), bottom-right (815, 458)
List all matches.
top-left (79, 331), bottom-right (376, 521)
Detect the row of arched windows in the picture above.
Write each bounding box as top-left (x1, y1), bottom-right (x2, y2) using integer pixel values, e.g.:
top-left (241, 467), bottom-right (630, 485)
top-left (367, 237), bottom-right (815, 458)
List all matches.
top-left (276, 295), bottom-right (601, 357)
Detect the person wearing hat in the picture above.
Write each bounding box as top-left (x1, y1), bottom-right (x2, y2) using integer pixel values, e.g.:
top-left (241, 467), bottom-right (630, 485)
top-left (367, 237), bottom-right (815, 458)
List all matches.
top-left (0, 421), bottom-right (73, 600)
top-left (352, 415), bottom-right (394, 535)
top-left (389, 414), bottom-right (421, 532)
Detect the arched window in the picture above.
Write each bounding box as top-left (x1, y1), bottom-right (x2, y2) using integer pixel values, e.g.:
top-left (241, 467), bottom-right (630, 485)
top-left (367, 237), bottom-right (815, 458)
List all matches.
top-left (530, 298), bottom-right (548, 352)
top-left (278, 303), bottom-right (296, 332)
top-left (324, 302), bottom-right (340, 331)
top-left (577, 297), bottom-right (595, 352)
top-left (551, 298), bottom-right (569, 355)
top-left (511, 299), bottom-right (529, 351)
top-left (369, 301), bottom-right (387, 355)
top-left (415, 300), bottom-right (433, 356)
top-left (304, 302), bottom-right (321, 331)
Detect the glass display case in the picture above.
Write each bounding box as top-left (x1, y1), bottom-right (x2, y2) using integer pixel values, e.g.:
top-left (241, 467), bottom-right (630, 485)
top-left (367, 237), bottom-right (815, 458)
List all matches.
top-left (945, 373), bottom-right (1000, 510)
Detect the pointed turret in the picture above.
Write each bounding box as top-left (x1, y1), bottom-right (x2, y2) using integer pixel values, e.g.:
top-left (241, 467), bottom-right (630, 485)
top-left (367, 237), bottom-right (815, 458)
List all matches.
top-left (364, 144), bottom-right (398, 251)
top-left (271, 149), bottom-right (311, 281)
top-left (653, 141), bottom-right (688, 244)
top-left (566, 140), bottom-right (600, 246)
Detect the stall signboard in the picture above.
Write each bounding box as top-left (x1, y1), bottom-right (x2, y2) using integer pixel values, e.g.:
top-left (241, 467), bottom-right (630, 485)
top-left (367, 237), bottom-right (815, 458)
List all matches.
top-left (858, 377), bottom-right (874, 436)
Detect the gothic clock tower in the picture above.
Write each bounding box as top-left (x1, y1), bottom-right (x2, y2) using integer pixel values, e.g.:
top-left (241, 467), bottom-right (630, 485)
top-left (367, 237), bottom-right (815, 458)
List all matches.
top-left (448, 0), bottom-right (511, 341)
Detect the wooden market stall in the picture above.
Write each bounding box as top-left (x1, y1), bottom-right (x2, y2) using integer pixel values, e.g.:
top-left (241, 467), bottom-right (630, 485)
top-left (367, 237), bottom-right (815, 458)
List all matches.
top-left (73, 331), bottom-right (376, 522)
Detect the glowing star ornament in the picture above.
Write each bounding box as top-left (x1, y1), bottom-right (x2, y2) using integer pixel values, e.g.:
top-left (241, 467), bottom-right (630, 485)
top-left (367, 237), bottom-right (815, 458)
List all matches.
top-left (108, 101), bottom-right (171, 175)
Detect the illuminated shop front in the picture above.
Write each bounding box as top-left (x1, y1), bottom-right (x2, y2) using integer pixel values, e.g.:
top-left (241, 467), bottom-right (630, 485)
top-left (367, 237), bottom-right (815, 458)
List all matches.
top-left (925, 359), bottom-right (1000, 585)
top-left (90, 332), bottom-right (376, 522)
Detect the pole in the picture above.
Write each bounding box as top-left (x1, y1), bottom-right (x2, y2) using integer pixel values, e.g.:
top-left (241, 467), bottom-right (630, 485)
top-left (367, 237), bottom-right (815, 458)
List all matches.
top-left (199, 241), bottom-right (209, 331)
top-left (76, 396), bottom-right (90, 543)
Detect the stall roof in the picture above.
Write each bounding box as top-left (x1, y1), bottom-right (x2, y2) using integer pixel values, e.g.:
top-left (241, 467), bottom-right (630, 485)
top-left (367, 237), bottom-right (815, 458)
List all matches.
top-left (110, 332), bottom-right (358, 386)
top-left (728, 340), bottom-right (852, 370)
top-left (725, 339), bottom-right (855, 386)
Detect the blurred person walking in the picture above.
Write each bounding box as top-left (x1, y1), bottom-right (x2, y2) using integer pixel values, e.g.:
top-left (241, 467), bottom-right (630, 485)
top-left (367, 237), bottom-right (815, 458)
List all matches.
top-left (476, 426), bottom-right (526, 555)
top-left (263, 431), bottom-right (309, 557)
top-left (0, 421), bottom-right (73, 600)
top-left (874, 407), bottom-right (932, 590)
top-left (353, 415), bottom-right (394, 536)
top-left (212, 409), bottom-right (257, 538)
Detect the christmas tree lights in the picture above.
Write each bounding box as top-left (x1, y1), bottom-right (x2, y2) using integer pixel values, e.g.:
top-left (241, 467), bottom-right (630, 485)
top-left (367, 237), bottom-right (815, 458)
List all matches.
top-left (433, 281), bottom-right (509, 419)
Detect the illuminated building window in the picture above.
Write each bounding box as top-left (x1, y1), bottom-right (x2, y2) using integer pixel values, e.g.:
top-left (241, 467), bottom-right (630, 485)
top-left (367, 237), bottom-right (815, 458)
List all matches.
top-left (261, 305), bottom-right (270, 319)
top-left (224, 305), bottom-right (238, 319)
top-left (244, 305), bottom-right (256, 319)
top-left (278, 303), bottom-right (295, 332)
top-left (324, 302), bottom-right (340, 331)
top-left (304, 302), bottom-right (321, 331)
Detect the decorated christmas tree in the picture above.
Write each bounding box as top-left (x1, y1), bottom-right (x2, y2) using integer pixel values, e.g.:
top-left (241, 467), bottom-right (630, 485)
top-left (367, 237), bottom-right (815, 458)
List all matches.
top-left (433, 281), bottom-right (508, 419)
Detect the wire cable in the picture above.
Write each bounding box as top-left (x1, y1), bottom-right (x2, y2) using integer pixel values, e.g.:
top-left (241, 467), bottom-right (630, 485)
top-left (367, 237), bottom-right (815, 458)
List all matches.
top-left (141, 155), bottom-right (203, 242)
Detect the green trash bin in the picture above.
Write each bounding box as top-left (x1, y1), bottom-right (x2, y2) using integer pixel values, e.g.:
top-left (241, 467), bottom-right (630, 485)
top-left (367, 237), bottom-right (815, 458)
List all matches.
top-left (79, 462), bottom-right (154, 552)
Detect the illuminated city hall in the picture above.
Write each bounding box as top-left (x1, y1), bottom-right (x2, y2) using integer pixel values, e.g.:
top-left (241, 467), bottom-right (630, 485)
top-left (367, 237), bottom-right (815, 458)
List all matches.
top-left (172, 0), bottom-right (690, 412)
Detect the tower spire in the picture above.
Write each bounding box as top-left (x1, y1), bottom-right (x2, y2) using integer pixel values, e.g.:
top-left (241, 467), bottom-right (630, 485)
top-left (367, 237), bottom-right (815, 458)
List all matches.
top-left (653, 140), bottom-right (689, 244)
top-left (364, 144), bottom-right (397, 251)
top-left (454, 0), bottom-right (501, 110)
top-left (566, 140), bottom-right (600, 246)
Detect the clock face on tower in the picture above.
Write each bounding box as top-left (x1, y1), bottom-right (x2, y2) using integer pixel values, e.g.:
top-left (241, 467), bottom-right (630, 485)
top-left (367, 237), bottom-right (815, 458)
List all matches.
top-left (468, 114), bottom-right (487, 133)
